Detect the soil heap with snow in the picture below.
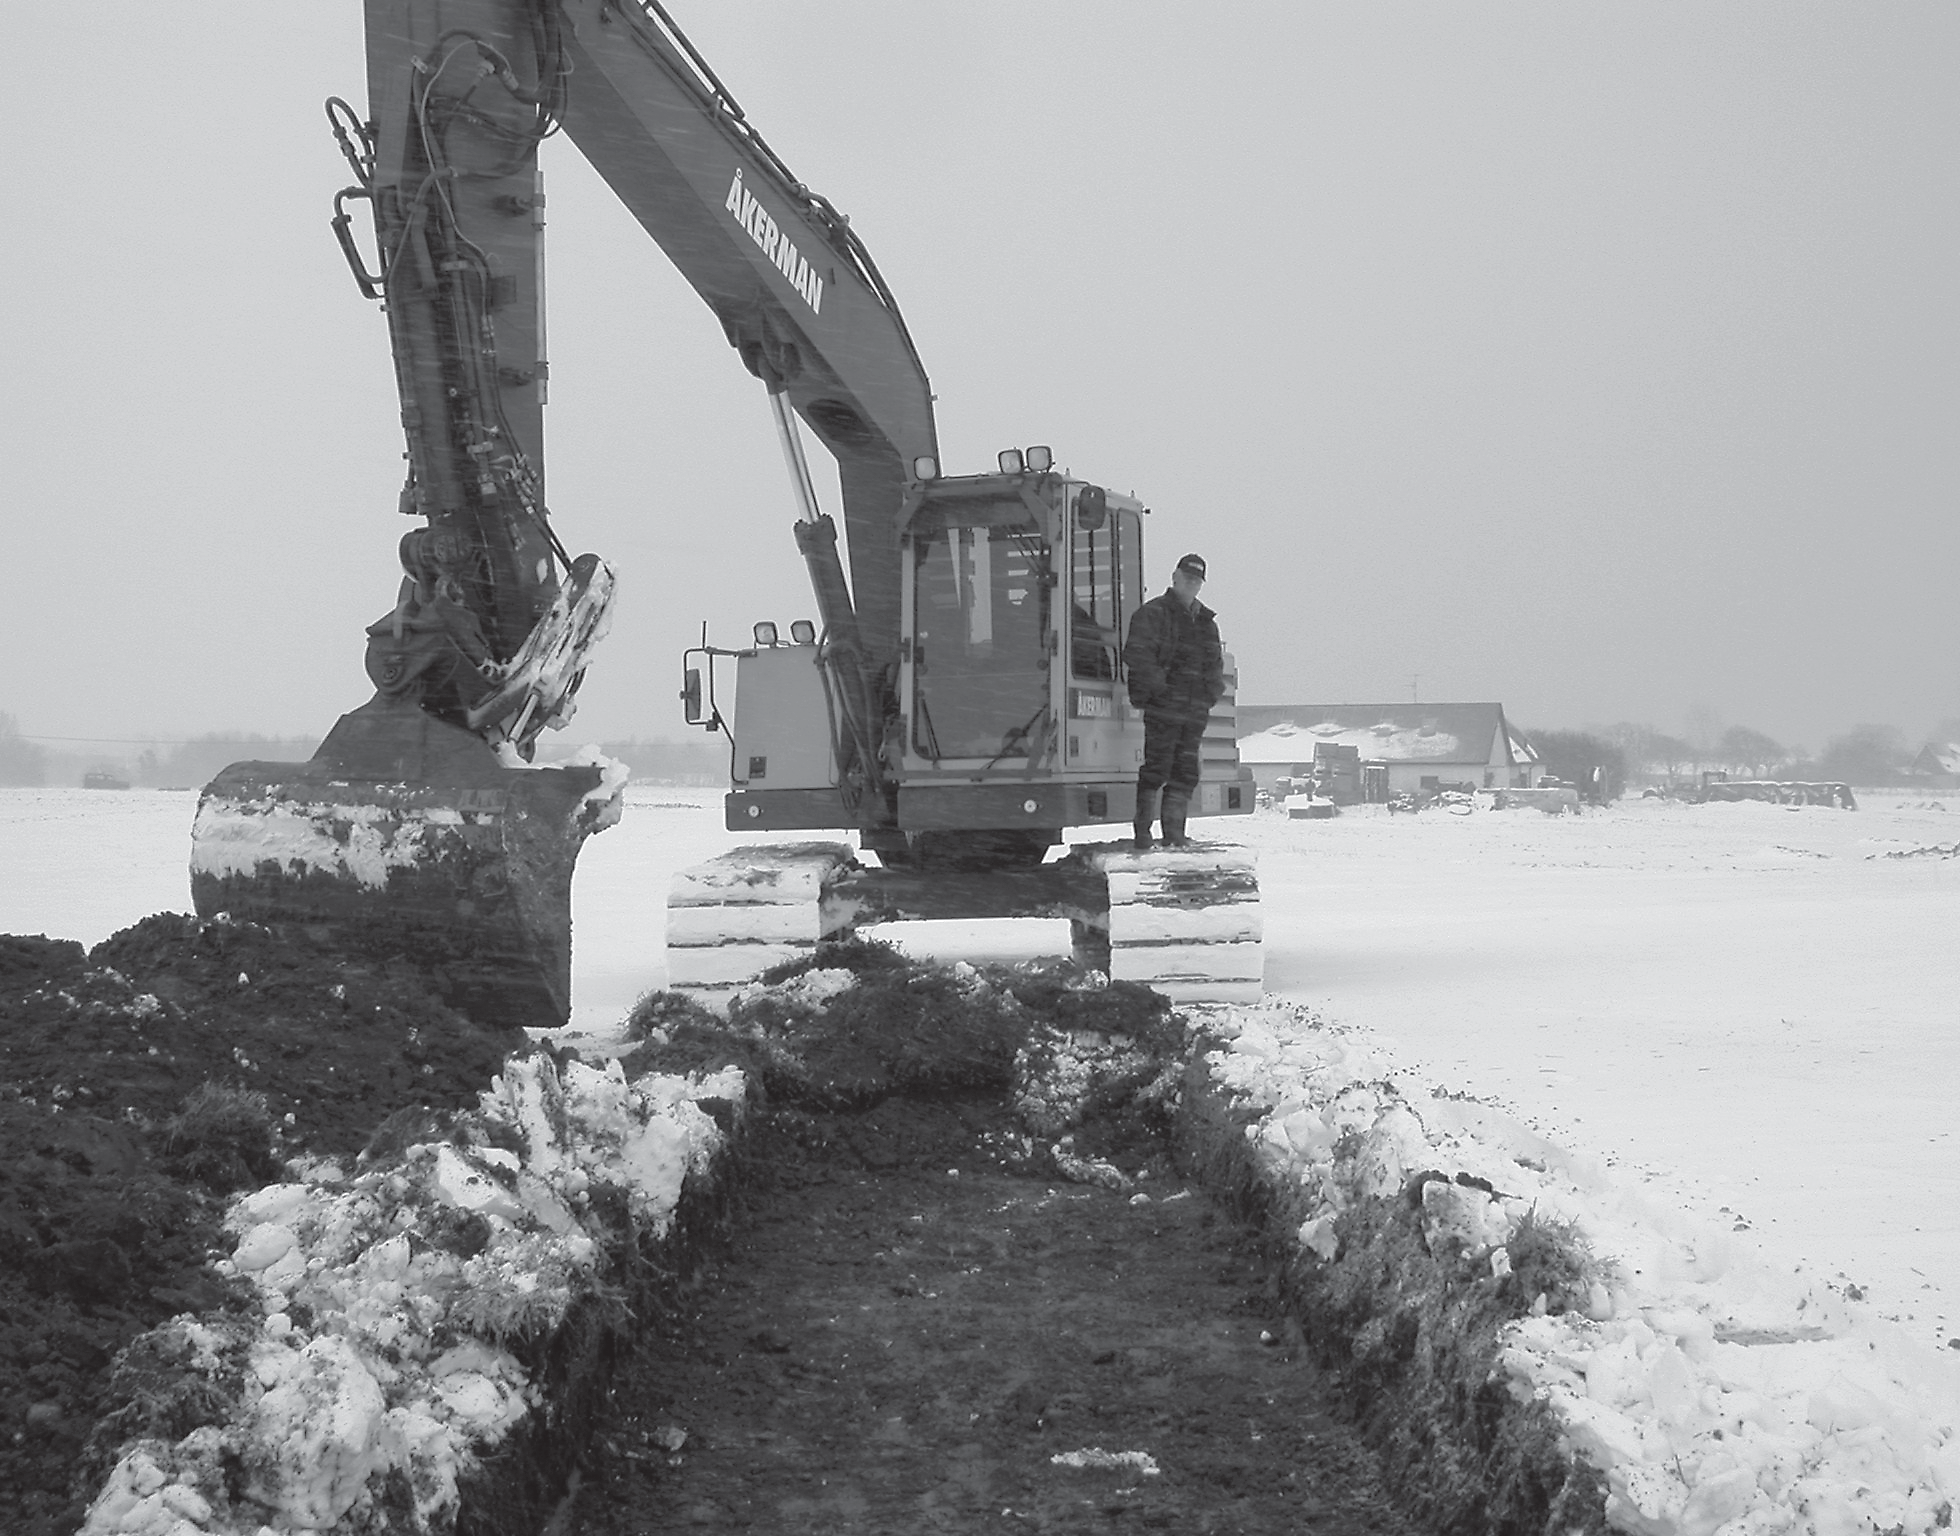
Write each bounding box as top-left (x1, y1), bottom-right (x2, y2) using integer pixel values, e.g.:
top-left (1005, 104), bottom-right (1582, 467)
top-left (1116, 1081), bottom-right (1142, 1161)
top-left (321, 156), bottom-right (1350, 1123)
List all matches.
top-left (0, 917), bottom-right (520, 1536)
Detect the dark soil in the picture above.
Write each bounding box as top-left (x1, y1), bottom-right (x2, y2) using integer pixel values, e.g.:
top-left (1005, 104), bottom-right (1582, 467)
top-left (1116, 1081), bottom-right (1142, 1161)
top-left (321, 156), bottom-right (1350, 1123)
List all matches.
top-left (0, 917), bottom-right (522, 1536)
top-left (565, 1103), bottom-right (1420, 1535)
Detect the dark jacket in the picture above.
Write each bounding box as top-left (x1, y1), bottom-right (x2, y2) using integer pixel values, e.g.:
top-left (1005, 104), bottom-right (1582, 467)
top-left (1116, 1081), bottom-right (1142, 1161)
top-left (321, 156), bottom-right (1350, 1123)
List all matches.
top-left (1123, 590), bottom-right (1225, 721)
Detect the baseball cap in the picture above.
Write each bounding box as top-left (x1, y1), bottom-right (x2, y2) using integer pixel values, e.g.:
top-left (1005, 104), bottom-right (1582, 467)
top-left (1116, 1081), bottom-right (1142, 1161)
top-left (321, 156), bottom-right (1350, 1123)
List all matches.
top-left (1176, 553), bottom-right (1207, 580)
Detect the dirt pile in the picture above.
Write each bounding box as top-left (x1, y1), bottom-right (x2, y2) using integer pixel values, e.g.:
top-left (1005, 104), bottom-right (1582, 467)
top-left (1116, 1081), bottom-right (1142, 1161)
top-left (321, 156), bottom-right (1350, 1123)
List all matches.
top-left (0, 915), bottom-right (522, 1536)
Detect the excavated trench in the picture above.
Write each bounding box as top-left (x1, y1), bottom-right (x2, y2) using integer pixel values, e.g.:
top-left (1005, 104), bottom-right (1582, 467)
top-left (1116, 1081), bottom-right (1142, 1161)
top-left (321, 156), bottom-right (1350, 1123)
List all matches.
top-left (10, 924), bottom-right (1601, 1534)
top-left (563, 1094), bottom-right (1422, 1536)
top-left (545, 952), bottom-right (1429, 1535)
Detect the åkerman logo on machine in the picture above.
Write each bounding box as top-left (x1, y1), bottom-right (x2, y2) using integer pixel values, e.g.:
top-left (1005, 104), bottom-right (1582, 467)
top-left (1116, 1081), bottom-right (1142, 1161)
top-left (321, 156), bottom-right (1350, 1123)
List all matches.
top-left (724, 167), bottom-right (824, 316)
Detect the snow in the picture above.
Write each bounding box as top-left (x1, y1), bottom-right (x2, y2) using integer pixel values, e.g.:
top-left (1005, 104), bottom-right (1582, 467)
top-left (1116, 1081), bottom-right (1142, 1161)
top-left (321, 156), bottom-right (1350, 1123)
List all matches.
top-left (1205, 996), bottom-right (1960, 1534)
top-left (7, 783), bottom-right (1959, 1532)
top-left (1051, 1447), bottom-right (1163, 1478)
top-left (189, 794), bottom-right (460, 889)
top-left (76, 1050), bottom-right (738, 1536)
top-left (1251, 792), bottom-right (1960, 1354)
top-left (1238, 718), bottom-right (1465, 763)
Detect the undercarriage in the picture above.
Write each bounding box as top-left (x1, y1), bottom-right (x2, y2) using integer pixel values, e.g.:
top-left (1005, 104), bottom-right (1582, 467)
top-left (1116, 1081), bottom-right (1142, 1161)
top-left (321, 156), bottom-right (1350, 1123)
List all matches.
top-left (667, 836), bottom-right (1263, 1007)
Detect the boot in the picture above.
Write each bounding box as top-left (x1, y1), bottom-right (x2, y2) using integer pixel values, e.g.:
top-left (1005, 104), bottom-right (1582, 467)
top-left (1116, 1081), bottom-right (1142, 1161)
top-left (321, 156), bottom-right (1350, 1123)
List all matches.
top-left (1132, 817), bottom-right (1154, 851)
top-left (1161, 795), bottom-right (1191, 847)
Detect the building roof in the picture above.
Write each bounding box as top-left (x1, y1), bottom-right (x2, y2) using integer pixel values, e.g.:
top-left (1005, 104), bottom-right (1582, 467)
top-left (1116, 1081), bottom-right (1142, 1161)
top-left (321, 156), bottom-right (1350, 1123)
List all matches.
top-left (1911, 742), bottom-right (1960, 776)
top-left (1235, 703), bottom-right (1530, 769)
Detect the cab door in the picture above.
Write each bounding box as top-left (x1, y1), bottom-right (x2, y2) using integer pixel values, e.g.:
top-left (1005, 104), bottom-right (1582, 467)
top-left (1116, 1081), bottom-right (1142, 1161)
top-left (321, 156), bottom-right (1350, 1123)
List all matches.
top-left (1064, 491), bottom-right (1138, 775)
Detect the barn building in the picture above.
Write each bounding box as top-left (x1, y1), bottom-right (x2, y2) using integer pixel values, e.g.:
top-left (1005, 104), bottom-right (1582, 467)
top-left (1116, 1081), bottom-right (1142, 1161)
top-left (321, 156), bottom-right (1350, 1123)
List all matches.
top-left (1908, 742), bottom-right (1960, 789)
top-left (1235, 703), bottom-right (1544, 800)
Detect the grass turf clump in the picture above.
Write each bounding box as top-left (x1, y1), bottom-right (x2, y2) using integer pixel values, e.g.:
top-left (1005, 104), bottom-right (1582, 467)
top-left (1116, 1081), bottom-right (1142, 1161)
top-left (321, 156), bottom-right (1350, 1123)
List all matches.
top-left (628, 945), bottom-right (1186, 1122)
top-left (616, 991), bottom-right (761, 1087)
top-left (621, 989), bottom-right (723, 1043)
top-left (994, 972), bottom-right (1179, 1055)
top-left (1500, 1205), bottom-right (1599, 1318)
top-left (756, 936), bottom-right (914, 985)
top-left (1300, 1194), bottom-right (1611, 1535)
top-left (155, 1083), bottom-right (279, 1192)
top-left (728, 948), bottom-right (1031, 1109)
top-left (75, 1317), bottom-right (256, 1500)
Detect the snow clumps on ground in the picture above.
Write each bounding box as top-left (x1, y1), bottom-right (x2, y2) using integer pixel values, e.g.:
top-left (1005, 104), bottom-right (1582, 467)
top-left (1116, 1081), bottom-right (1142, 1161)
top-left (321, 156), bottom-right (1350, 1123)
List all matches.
top-left (78, 1051), bottom-right (741, 1536)
top-left (1202, 998), bottom-right (1960, 1536)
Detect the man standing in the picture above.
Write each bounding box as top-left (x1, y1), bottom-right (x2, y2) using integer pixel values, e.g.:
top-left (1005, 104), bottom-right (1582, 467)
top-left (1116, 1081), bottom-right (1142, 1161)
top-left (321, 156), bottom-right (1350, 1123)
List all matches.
top-left (1122, 554), bottom-right (1225, 849)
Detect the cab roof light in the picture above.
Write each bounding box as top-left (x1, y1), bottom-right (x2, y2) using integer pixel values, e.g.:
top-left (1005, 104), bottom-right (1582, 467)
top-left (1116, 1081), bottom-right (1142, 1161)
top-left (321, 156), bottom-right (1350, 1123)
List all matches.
top-left (753, 621), bottom-right (779, 647)
top-left (789, 619), bottom-right (816, 645)
top-left (998, 448), bottom-right (1025, 474)
top-left (912, 455), bottom-right (939, 480)
top-left (1026, 445), bottom-right (1053, 473)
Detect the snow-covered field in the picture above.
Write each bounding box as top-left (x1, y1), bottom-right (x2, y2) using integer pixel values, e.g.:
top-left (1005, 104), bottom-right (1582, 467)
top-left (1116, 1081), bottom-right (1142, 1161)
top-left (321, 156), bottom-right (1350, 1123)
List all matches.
top-left (5, 783), bottom-right (1955, 1351)
top-left (1257, 792), bottom-right (1960, 1349)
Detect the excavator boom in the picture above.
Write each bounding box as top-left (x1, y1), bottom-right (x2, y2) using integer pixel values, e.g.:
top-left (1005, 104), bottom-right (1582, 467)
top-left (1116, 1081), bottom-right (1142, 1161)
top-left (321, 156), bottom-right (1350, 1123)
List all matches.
top-left (191, 0), bottom-right (939, 1028)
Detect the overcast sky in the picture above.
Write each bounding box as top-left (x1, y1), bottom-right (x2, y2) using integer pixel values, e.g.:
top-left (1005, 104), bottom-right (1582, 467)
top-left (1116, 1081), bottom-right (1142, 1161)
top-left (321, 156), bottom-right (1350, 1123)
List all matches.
top-left (6, 3), bottom-right (1954, 756)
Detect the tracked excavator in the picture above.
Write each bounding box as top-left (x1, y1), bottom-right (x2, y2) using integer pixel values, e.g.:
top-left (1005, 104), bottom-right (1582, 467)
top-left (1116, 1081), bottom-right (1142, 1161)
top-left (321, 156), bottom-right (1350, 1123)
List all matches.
top-left (191, 0), bottom-right (1261, 1027)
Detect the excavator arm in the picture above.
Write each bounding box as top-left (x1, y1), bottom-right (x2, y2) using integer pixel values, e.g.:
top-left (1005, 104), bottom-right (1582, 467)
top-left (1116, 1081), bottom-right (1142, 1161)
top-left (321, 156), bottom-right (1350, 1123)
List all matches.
top-left (542, 0), bottom-right (938, 810)
top-left (347, 0), bottom-right (935, 800)
top-left (190, 0), bottom-right (943, 1027)
top-left (336, 2), bottom-right (612, 756)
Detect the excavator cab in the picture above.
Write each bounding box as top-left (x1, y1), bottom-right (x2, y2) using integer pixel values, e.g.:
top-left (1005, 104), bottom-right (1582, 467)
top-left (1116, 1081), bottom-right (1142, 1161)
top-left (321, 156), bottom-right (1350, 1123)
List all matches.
top-left (891, 472), bottom-right (1147, 849)
top-left (671, 459), bottom-right (1262, 1006)
top-left (708, 458), bottom-right (1252, 859)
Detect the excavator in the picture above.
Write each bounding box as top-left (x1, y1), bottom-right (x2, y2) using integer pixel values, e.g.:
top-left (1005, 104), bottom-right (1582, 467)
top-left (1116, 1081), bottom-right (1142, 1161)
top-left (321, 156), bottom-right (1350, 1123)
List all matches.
top-left (190, 0), bottom-right (1261, 1028)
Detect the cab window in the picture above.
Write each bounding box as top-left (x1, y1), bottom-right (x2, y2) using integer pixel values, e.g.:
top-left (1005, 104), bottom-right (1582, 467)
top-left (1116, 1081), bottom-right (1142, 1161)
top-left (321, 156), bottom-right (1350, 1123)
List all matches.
top-left (912, 518), bottom-right (1052, 760)
top-left (1070, 500), bottom-right (1118, 680)
top-left (1115, 508), bottom-right (1144, 653)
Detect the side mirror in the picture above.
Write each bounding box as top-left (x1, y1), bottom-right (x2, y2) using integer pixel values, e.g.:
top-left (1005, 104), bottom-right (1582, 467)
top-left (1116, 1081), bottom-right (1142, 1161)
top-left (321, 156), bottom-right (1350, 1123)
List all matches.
top-left (681, 667), bottom-right (705, 724)
top-left (1075, 485), bottom-right (1108, 531)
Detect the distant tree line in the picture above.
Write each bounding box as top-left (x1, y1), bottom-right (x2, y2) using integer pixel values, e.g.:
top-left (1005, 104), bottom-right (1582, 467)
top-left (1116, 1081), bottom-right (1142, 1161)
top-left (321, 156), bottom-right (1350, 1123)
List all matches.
top-left (592, 737), bottom-right (727, 785)
top-left (1520, 718), bottom-right (1960, 795)
top-left (0, 723), bottom-right (317, 790)
top-left (0, 714), bottom-right (47, 786)
top-left (8, 706), bottom-right (1947, 799)
top-left (0, 712), bottom-right (731, 790)
top-left (1519, 730), bottom-right (1628, 799)
top-left (134, 735), bottom-right (316, 788)
top-left (129, 733), bottom-right (730, 788)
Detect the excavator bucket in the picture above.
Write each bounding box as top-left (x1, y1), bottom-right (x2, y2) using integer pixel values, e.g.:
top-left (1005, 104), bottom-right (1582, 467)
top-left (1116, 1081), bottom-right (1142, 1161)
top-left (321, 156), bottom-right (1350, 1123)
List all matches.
top-left (189, 699), bottom-right (622, 1030)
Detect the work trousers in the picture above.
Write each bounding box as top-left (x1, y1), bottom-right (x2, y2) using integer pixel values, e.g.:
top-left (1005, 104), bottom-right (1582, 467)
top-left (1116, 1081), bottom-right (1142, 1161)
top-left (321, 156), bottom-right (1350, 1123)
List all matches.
top-left (1137, 712), bottom-right (1207, 826)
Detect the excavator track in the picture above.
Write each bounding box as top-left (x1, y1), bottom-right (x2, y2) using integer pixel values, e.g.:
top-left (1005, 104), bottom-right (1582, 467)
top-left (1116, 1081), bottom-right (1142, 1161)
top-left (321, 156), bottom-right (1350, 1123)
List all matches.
top-left (666, 839), bottom-right (1263, 1006)
top-left (1081, 842), bottom-right (1264, 1004)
